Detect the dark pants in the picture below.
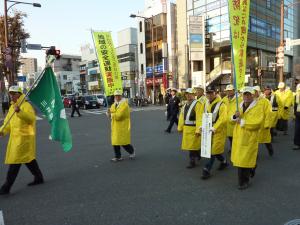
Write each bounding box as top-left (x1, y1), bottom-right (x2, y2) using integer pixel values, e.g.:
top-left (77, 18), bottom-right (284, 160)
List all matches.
top-left (204, 154), bottom-right (225, 171)
top-left (113, 145), bottom-right (134, 158)
top-left (2, 102), bottom-right (9, 115)
top-left (1, 159), bottom-right (43, 192)
top-left (276, 119), bottom-right (288, 132)
top-left (238, 167), bottom-right (252, 186)
top-left (166, 114), bottom-right (178, 132)
top-left (265, 143), bottom-right (273, 151)
top-left (71, 106), bottom-right (81, 117)
top-left (189, 151), bottom-right (200, 162)
top-left (295, 117), bottom-right (300, 146)
top-left (228, 137), bottom-right (233, 152)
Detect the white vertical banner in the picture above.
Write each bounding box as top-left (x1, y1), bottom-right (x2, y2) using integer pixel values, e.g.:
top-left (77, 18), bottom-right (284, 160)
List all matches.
top-left (201, 113), bottom-right (212, 158)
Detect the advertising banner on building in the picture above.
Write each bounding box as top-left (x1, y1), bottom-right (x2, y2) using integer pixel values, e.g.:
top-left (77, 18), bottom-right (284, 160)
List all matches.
top-left (92, 31), bottom-right (122, 96)
top-left (228, 0), bottom-right (251, 90)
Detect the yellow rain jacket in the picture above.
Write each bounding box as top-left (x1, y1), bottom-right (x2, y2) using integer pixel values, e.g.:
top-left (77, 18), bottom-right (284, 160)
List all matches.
top-left (0, 94), bottom-right (36, 164)
top-left (231, 100), bottom-right (264, 168)
top-left (275, 89), bottom-right (294, 120)
top-left (203, 96), bottom-right (227, 155)
top-left (110, 99), bottom-right (131, 146)
top-left (178, 100), bottom-right (203, 150)
top-left (257, 96), bottom-right (272, 144)
top-left (222, 95), bottom-right (242, 137)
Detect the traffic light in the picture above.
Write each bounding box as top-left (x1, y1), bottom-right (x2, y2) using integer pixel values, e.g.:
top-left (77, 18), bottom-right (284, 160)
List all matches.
top-left (46, 46), bottom-right (61, 59)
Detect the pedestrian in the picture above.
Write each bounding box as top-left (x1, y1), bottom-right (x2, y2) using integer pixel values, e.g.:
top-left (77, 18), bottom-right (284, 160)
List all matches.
top-left (222, 84), bottom-right (241, 153)
top-left (107, 90), bottom-right (135, 162)
top-left (231, 87), bottom-right (264, 190)
top-left (275, 82), bottom-right (294, 135)
top-left (201, 86), bottom-right (228, 179)
top-left (1, 90), bottom-right (9, 117)
top-left (264, 86), bottom-right (279, 137)
top-left (158, 92), bottom-right (163, 105)
top-left (293, 84), bottom-right (300, 150)
top-left (0, 86), bottom-right (44, 195)
top-left (71, 94), bottom-right (82, 117)
top-left (165, 88), bottom-right (180, 133)
top-left (178, 88), bottom-right (203, 169)
top-left (164, 88), bottom-right (171, 121)
top-left (254, 86), bottom-right (274, 156)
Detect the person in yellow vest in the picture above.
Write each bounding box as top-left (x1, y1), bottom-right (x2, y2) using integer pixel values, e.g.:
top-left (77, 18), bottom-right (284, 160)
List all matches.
top-left (201, 86), bottom-right (228, 179)
top-left (263, 86), bottom-right (279, 137)
top-left (231, 86), bottom-right (264, 190)
top-left (178, 88), bottom-right (203, 169)
top-left (253, 86), bottom-right (274, 156)
top-left (194, 85), bottom-right (207, 103)
top-left (275, 82), bottom-right (294, 135)
top-left (293, 84), bottom-right (300, 150)
top-left (222, 84), bottom-right (241, 153)
top-left (0, 86), bottom-right (44, 195)
top-left (107, 90), bottom-right (135, 162)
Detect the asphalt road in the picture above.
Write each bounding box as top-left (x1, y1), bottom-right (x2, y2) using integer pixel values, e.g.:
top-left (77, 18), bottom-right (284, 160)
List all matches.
top-left (0, 107), bottom-right (299, 225)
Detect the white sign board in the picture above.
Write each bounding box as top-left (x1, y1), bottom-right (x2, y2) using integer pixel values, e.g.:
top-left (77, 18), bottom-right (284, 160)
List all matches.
top-left (201, 113), bottom-right (212, 158)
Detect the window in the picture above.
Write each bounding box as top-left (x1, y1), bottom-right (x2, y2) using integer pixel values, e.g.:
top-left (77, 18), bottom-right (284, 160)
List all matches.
top-left (266, 0), bottom-right (271, 9)
top-left (139, 21), bottom-right (143, 32)
top-left (63, 75), bottom-right (67, 80)
top-left (140, 43), bottom-right (143, 54)
top-left (193, 61), bottom-right (203, 72)
top-left (141, 64), bottom-right (144, 74)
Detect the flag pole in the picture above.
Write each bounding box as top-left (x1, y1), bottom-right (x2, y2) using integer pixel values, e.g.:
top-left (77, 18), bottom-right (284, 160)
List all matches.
top-left (90, 29), bottom-right (109, 107)
top-left (0, 58), bottom-right (54, 133)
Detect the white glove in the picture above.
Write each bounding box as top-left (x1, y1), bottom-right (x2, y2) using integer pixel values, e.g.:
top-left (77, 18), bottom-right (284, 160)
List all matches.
top-left (209, 127), bottom-right (216, 133)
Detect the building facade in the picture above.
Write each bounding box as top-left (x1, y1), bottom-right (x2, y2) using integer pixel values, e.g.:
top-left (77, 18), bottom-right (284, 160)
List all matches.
top-left (177, 0), bottom-right (298, 90)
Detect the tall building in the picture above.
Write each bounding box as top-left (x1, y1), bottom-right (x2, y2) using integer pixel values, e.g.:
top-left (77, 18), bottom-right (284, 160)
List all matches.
top-left (177, 0), bottom-right (297, 89)
top-left (135, 0), bottom-right (177, 100)
top-left (116, 27), bottom-right (138, 98)
top-left (19, 57), bottom-right (38, 75)
top-left (53, 54), bottom-right (81, 95)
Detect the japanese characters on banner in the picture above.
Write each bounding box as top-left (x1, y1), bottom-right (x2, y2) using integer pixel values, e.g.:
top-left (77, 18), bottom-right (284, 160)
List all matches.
top-left (201, 113), bottom-right (212, 159)
top-left (92, 31), bottom-right (122, 96)
top-left (228, 0), bottom-right (251, 90)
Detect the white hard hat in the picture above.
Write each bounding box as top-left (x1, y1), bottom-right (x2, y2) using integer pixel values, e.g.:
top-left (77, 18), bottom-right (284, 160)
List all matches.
top-left (194, 85), bottom-right (204, 90)
top-left (113, 90), bottom-right (123, 96)
top-left (241, 86), bottom-right (255, 94)
top-left (225, 84), bottom-right (234, 91)
top-left (9, 85), bottom-right (23, 93)
top-left (278, 82), bottom-right (285, 89)
top-left (185, 88), bottom-right (195, 94)
top-left (253, 86), bottom-right (261, 92)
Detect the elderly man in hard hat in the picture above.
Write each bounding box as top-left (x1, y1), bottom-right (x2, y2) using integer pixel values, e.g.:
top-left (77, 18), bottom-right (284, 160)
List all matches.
top-left (178, 88), bottom-right (203, 168)
top-left (0, 86), bottom-right (44, 195)
top-left (194, 85), bottom-right (206, 103)
top-left (231, 87), bottom-right (264, 190)
top-left (200, 86), bottom-right (228, 179)
top-left (107, 90), bottom-right (135, 162)
top-left (264, 86), bottom-right (279, 137)
top-left (222, 84), bottom-right (241, 153)
top-left (275, 82), bottom-right (294, 135)
top-left (293, 84), bottom-right (300, 150)
top-left (253, 86), bottom-right (274, 156)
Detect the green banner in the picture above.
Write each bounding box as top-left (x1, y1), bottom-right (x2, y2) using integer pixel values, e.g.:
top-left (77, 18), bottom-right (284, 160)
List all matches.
top-left (29, 67), bottom-right (72, 152)
top-left (228, 0), bottom-right (250, 90)
top-left (92, 31), bottom-right (122, 96)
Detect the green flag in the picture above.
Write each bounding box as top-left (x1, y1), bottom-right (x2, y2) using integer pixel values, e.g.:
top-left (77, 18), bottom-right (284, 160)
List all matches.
top-left (29, 67), bottom-right (72, 152)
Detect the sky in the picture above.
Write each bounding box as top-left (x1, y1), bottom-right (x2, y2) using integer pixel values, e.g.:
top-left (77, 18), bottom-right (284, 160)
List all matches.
top-left (1, 0), bottom-right (145, 67)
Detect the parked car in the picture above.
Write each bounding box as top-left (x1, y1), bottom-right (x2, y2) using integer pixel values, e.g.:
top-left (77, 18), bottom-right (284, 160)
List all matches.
top-left (79, 95), bottom-right (100, 109)
top-left (94, 94), bottom-right (107, 107)
top-left (63, 96), bottom-right (72, 108)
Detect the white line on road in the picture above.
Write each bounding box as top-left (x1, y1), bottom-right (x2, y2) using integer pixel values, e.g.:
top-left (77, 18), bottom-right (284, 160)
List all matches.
top-left (0, 211), bottom-right (5, 225)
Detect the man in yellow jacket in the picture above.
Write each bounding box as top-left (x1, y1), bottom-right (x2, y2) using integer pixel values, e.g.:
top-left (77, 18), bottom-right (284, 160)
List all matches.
top-left (0, 86), bottom-right (44, 195)
top-left (231, 87), bottom-right (264, 190)
top-left (201, 86), bottom-right (228, 179)
top-left (107, 90), bottom-right (135, 162)
top-left (222, 84), bottom-right (241, 153)
top-left (178, 88), bottom-right (203, 168)
top-left (254, 86), bottom-right (274, 156)
top-left (275, 82), bottom-right (294, 135)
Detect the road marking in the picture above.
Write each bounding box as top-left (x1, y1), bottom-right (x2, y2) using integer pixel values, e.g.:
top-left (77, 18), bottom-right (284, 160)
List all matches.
top-left (0, 211), bottom-right (5, 225)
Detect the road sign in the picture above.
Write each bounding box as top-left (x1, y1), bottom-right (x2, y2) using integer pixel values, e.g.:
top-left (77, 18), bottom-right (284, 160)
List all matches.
top-left (277, 46), bottom-right (284, 67)
top-left (285, 38), bottom-right (291, 51)
top-left (26, 44), bottom-right (42, 50)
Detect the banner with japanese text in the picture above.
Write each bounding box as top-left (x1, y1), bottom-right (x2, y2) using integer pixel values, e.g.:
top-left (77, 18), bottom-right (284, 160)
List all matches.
top-left (92, 31), bottom-right (122, 96)
top-left (228, 0), bottom-right (250, 90)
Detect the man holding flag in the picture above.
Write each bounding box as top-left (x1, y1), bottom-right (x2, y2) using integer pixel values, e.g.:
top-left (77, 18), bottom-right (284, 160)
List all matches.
top-left (0, 86), bottom-right (44, 195)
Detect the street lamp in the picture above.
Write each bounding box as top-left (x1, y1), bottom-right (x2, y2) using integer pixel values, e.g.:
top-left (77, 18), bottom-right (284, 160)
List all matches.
top-left (3, 0), bottom-right (41, 85)
top-left (130, 13), bottom-right (156, 104)
top-left (279, 0), bottom-right (300, 83)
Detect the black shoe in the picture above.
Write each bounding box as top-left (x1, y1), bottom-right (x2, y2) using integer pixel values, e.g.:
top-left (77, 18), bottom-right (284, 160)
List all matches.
top-left (27, 178), bottom-right (44, 186)
top-left (164, 129), bottom-right (171, 133)
top-left (186, 161), bottom-right (196, 169)
top-left (238, 182), bottom-right (249, 190)
top-left (201, 169), bottom-right (211, 180)
top-left (250, 168), bottom-right (256, 178)
top-left (218, 162), bottom-right (229, 170)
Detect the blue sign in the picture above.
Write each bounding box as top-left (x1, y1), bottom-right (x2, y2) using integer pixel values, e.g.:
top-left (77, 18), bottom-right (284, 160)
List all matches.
top-left (146, 64), bottom-right (164, 78)
top-left (17, 76), bottom-right (26, 82)
top-left (190, 34), bottom-right (203, 43)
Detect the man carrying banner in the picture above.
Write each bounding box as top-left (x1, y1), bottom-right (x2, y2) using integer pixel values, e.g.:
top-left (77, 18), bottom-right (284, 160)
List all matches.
top-left (231, 87), bottom-right (264, 190)
top-left (178, 88), bottom-right (203, 169)
top-left (107, 90), bottom-right (135, 162)
top-left (201, 86), bottom-right (228, 180)
top-left (0, 86), bottom-right (44, 195)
